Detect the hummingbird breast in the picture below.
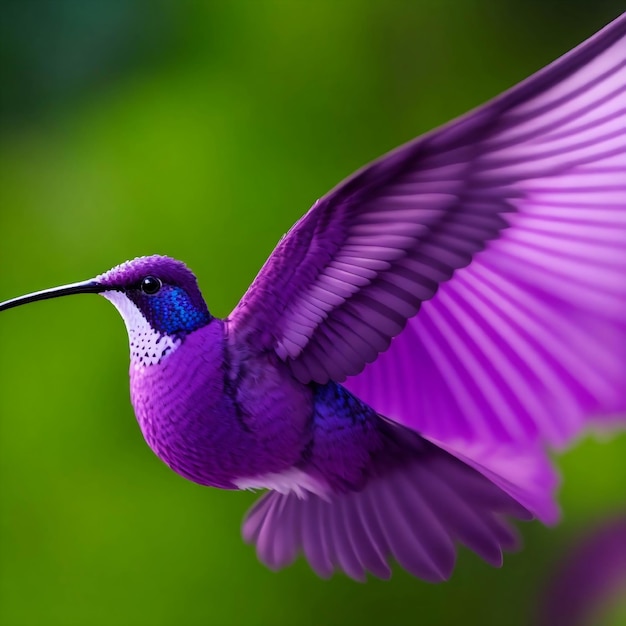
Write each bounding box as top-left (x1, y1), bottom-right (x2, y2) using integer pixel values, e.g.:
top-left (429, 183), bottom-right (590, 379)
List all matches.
top-left (127, 319), bottom-right (313, 489)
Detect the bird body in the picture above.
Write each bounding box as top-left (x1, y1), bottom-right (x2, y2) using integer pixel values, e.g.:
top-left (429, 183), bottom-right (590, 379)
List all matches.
top-left (127, 314), bottom-right (311, 490)
top-left (121, 292), bottom-right (540, 582)
top-left (106, 273), bottom-right (505, 506)
top-left (1, 12), bottom-right (625, 581)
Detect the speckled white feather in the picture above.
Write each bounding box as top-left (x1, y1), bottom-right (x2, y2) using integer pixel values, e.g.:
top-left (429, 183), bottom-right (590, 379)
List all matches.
top-left (102, 291), bottom-right (180, 369)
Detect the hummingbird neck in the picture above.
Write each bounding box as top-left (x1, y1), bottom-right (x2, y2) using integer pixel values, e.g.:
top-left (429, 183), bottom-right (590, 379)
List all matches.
top-left (104, 290), bottom-right (183, 368)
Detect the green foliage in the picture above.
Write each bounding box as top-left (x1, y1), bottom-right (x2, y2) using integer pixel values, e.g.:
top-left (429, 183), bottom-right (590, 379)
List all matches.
top-left (1, 2), bottom-right (624, 625)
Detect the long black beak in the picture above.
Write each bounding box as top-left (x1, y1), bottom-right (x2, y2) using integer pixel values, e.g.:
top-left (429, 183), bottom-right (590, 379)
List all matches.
top-left (0, 280), bottom-right (106, 312)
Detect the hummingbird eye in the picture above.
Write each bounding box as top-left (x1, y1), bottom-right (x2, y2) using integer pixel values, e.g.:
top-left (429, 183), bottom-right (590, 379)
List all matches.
top-left (140, 276), bottom-right (162, 295)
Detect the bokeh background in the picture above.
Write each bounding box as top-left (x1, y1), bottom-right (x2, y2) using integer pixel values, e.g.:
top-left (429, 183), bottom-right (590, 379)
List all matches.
top-left (1, 2), bottom-right (625, 625)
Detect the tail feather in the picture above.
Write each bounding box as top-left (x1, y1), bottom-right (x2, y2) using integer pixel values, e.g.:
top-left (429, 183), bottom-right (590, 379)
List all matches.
top-left (242, 438), bottom-right (559, 581)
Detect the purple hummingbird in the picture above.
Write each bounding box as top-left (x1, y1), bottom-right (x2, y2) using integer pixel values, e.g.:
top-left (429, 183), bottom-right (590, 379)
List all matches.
top-left (1, 14), bottom-right (625, 582)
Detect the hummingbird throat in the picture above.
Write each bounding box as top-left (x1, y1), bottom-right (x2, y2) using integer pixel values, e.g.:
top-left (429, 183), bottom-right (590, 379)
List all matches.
top-left (102, 291), bottom-right (180, 367)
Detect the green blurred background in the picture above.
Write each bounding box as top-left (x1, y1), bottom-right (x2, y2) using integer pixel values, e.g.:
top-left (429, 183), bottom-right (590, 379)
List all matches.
top-left (1, 2), bottom-right (625, 625)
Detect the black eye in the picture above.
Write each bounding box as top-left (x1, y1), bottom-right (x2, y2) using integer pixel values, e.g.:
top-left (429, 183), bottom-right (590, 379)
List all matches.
top-left (141, 276), bottom-right (162, 295)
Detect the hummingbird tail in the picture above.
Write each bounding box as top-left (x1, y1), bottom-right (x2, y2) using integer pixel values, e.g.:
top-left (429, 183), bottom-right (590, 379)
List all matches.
top-left (242, 436), bottom-right (559, 582)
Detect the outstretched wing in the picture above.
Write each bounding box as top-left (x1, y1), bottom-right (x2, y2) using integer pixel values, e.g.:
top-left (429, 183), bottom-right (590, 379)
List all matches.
top-left (228, 14), bottom-right (626, 446)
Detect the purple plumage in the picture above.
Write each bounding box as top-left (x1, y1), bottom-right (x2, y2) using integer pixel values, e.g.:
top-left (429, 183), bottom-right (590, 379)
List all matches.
top-left (0, 13), bottom-right (625, 581)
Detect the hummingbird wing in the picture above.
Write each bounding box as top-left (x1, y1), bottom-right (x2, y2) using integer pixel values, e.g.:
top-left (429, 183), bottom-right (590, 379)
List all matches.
top-left (229, 14), bottom-right (626, 446)
top-left (243, 436), bottom-right (559, 582)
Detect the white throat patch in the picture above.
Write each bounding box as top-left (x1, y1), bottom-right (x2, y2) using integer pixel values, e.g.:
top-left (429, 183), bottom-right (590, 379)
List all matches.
top-left (102, 291), bottom-right (180, 368)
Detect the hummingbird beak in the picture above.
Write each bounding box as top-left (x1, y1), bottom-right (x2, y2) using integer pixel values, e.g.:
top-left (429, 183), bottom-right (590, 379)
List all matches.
top-left (0, 280), bottom-right (106, 312)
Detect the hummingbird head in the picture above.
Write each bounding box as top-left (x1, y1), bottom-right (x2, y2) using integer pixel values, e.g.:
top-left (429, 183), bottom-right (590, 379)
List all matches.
top-left (96, 255), bottom-right (212, 336)
top-left (0, 255), bottom-right (213, 367)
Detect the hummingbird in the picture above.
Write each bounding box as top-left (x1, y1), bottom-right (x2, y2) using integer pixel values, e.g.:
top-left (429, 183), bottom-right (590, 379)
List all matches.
top-left (1, 13), bottom-right (625, 582)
